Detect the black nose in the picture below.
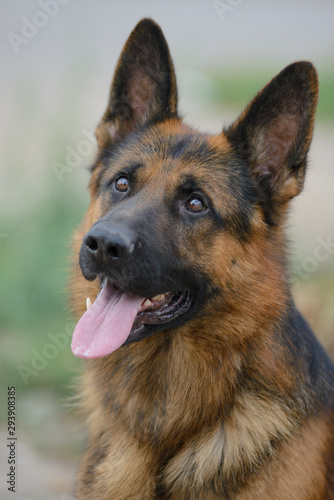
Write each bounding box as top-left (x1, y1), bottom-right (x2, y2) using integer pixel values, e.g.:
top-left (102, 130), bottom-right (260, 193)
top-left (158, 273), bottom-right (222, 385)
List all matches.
top-left (84, 223), bottom-right (137, 265)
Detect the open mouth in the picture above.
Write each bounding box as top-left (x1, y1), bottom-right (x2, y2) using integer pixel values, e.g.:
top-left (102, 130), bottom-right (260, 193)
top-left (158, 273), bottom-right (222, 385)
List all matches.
top-left (133, 289), bottom-right (191, 333)
top-left (71, 278), bottom-right (192, 359)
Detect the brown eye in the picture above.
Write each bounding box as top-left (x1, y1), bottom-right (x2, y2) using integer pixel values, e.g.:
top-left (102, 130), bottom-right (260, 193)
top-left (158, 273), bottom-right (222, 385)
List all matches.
top-left (115, 176), bottom-right (129, 192)
top-left (186, 196), bottom-right (206, 213)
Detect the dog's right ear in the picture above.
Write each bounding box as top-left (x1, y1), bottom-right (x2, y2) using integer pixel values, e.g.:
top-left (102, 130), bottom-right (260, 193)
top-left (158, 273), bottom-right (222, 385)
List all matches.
top-left (96, 18), bottom-right (178, 148)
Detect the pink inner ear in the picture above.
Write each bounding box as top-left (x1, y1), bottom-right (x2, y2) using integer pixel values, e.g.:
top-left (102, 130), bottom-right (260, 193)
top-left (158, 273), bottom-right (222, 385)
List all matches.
top-left (255, 114), bottom-right (299, 187)
top-left (128, 70), bottom-right (156, 124)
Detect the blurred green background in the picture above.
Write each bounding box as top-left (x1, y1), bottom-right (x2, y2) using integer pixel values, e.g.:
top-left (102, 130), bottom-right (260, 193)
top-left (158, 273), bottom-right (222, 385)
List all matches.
top-left (0, 1), bottom-right (333, 498)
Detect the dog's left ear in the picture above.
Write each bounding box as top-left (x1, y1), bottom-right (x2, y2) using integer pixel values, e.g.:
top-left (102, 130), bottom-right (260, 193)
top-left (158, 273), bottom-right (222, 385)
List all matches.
top-left (225, 62), bottom-right (318, 223)
top-left (96, 18), bottom-right (177, 148)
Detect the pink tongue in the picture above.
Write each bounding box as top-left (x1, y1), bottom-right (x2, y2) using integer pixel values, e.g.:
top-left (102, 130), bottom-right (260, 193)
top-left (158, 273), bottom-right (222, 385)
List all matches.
top-left (71, 282), bottom-right (144, 359)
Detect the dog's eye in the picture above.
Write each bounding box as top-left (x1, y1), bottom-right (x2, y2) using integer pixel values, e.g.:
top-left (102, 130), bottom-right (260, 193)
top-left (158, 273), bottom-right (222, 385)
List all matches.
top-left (115, 176), bottom-right (129, 192)
top-left (186, 196), bottom-right (207, 213)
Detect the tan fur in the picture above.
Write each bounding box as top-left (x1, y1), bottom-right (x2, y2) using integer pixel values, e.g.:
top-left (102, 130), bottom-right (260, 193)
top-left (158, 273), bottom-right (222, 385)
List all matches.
top-left (236, 417), bottom-right (331, 500)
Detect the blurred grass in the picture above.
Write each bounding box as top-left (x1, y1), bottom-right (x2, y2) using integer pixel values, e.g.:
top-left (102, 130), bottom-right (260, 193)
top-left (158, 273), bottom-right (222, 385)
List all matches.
top-left (207, 69), bottom-right (334, 121)
top-left (0, 185), bottom-right (86, 417)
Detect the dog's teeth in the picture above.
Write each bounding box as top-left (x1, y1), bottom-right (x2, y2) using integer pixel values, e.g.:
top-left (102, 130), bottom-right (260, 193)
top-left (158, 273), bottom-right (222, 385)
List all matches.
top-left (86, 297), bottom-right (92, 310)
top-left (141, 294), bottom-right (167, 308)
top-left (152, 294), bottom-right (165, 301)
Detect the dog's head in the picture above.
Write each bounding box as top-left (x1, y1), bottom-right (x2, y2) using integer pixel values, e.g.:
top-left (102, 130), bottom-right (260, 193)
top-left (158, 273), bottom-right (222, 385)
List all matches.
top-left (71, 18), bottom-right (318, 358)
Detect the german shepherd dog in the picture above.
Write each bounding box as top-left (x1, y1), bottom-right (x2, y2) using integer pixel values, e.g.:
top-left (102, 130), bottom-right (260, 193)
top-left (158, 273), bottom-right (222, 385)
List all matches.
top-left (70, 18), bottom-right (334, 499)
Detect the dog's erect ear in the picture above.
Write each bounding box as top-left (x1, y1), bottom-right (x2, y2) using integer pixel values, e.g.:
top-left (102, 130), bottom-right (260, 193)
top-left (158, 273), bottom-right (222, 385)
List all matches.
top-left (225, 62), bottom-right (318, 223)
top-left (96, 18), bottom-right (177, 148)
